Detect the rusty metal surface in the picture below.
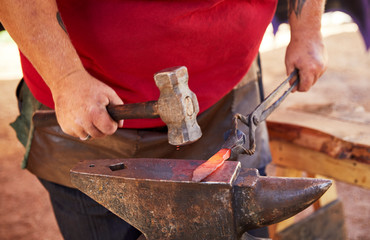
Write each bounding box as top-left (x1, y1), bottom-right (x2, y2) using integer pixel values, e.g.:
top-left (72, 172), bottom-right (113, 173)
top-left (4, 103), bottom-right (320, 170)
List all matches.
top-left (154, 66), bottom-right (202, 146)
top-left (70, 158), bottom-right (331, 240)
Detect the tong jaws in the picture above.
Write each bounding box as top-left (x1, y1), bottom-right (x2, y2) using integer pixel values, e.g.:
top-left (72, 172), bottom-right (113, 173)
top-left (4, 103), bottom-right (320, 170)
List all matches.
top-left (233, 69), bottom-right (300, 155)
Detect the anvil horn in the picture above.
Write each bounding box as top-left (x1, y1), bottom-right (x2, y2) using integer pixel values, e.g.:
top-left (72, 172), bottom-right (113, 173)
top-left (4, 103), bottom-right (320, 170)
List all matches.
top-left (233, 169), bottom-right (332, 234)
top-left (70, 158), bottom-right (331, 240)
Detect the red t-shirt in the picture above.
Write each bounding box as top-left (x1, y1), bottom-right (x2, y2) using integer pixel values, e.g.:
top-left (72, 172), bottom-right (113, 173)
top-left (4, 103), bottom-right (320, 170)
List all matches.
top-left (20, 0), bottom-right (277, 128)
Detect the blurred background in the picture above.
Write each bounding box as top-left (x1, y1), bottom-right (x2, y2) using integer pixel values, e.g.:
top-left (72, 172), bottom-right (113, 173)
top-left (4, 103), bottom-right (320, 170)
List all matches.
top-left (0, 7), bottom-right (369, 240)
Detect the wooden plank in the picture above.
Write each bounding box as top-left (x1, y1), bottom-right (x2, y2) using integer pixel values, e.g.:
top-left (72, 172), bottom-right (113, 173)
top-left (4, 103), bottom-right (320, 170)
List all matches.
top-left (274, 200), bottom-right (346, 240)
top-left (273, 166), bottom-right (303, 178)
top-left (269, 139), bottom-right (370, 188)
top-left (268, 108), bottom-right (370, 147)
top-left (267, 121), bottom-right (370, 165)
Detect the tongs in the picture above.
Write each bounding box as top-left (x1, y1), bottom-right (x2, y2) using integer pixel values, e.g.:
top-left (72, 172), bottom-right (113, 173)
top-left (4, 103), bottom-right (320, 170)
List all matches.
top-left (226, 69), bottom-right (300, 156)
top-left (191, 70), bottom-right (300, 181)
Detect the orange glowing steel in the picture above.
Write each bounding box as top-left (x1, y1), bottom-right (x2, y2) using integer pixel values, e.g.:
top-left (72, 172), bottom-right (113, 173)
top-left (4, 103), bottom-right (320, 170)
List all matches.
top-left (192, 148), bottom-right (231, 182)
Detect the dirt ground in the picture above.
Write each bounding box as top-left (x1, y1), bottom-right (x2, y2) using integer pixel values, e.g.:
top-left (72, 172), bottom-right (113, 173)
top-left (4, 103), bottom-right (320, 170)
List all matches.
top-left (0, 29), bottom-right (369, 240)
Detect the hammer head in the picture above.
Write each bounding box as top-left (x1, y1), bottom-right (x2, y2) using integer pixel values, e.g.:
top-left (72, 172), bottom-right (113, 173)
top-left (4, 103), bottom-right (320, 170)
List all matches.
top-left (154, 66), bottom-right (202, 146)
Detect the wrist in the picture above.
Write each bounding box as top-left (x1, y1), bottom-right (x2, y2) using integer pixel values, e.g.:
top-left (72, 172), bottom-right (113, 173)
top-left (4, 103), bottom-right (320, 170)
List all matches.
top-left (49, 68), bottom-right (88, 97)
top-left (290, 27), bottom-right (323, 42)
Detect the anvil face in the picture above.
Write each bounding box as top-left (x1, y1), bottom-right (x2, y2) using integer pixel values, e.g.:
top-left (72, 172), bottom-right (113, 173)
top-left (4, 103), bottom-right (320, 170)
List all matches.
top-left (70, 158), bottom-right (331, 240)
top-left (71, 158), bottom-right (241, 184)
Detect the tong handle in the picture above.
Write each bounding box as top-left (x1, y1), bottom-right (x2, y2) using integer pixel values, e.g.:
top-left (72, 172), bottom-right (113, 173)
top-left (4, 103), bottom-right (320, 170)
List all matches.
top-left (259, 70), bottom-right (299, 122)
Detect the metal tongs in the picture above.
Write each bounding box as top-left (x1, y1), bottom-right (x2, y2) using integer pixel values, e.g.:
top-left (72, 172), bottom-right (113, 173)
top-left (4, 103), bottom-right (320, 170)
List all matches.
top-left (226, 69), bottom-right (300, 156)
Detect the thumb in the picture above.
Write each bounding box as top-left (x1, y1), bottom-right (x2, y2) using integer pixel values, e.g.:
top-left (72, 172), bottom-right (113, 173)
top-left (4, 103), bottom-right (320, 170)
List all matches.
top-left (285, 62), bottom-right (298, 92)
top-left (285, 61), bottom-right (295, 78)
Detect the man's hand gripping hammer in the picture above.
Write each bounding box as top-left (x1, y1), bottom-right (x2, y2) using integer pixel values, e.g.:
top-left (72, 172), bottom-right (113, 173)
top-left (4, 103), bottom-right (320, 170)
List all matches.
top-left (33, 66), bottom-right (202, 146)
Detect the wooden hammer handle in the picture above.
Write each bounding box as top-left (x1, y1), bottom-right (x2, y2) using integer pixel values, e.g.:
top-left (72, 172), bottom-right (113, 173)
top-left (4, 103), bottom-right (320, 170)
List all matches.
top-left (106, 101), bottom-right (159, 121)
top-left (32, 101), bottom-right (159, 128)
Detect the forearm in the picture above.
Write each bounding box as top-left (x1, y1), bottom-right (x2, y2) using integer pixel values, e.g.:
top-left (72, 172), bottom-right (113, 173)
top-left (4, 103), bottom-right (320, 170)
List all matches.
top-left (288, 0), bottom-right (325, 37)
top-left (0, 0), bottom-right (85, 92)
top-left (0, 0), bottom-right (124, 139)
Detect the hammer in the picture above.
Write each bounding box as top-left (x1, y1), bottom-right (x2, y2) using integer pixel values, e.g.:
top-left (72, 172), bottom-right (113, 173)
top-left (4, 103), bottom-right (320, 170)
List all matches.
top-left (32, 66), bottom-right (202, 146)
top-left (71, 158), bottom-right (332, 240)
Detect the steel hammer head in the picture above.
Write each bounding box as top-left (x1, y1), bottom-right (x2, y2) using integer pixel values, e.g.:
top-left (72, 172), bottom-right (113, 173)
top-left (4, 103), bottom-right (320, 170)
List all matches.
top-left (154, 66), bottom-right (202, 146)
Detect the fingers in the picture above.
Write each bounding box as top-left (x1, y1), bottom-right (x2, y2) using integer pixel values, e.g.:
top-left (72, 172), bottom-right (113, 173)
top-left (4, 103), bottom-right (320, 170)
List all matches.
top-left (59, 106), bottom-right (118, 140)
top-left (81, 88), bottom-right (125, 138)
top-left (83, 119), bottom-right (105, 138)
top-left (287, 60), bottom-right (326, 92)
top-left (297, 62), bottom-right (324, 91)
top-left (58, 113), bottom-right (105, 140)
top-left (81, 93), bottom-right (123, 139)
top-left (297, 69), bottom-right (315, 92)
top-left (286, 64), bottom-right (298, 92)
top-left (91, 105), bottom-right (118, 137)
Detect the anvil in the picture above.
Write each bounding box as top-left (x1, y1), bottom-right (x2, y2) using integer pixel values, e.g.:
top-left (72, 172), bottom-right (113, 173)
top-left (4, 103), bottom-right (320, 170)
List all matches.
top-left (70, 158), bottom-right (331, 240)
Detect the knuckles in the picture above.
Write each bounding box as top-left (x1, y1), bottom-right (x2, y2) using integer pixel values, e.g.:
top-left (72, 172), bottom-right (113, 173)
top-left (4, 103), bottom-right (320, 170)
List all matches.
top-left (98, 120), bottom-right (117, 136)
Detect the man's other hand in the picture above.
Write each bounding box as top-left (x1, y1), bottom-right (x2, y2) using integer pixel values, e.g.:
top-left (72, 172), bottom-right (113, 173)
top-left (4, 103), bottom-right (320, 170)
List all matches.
top-left (285, 30), bottom-right (328, 92)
